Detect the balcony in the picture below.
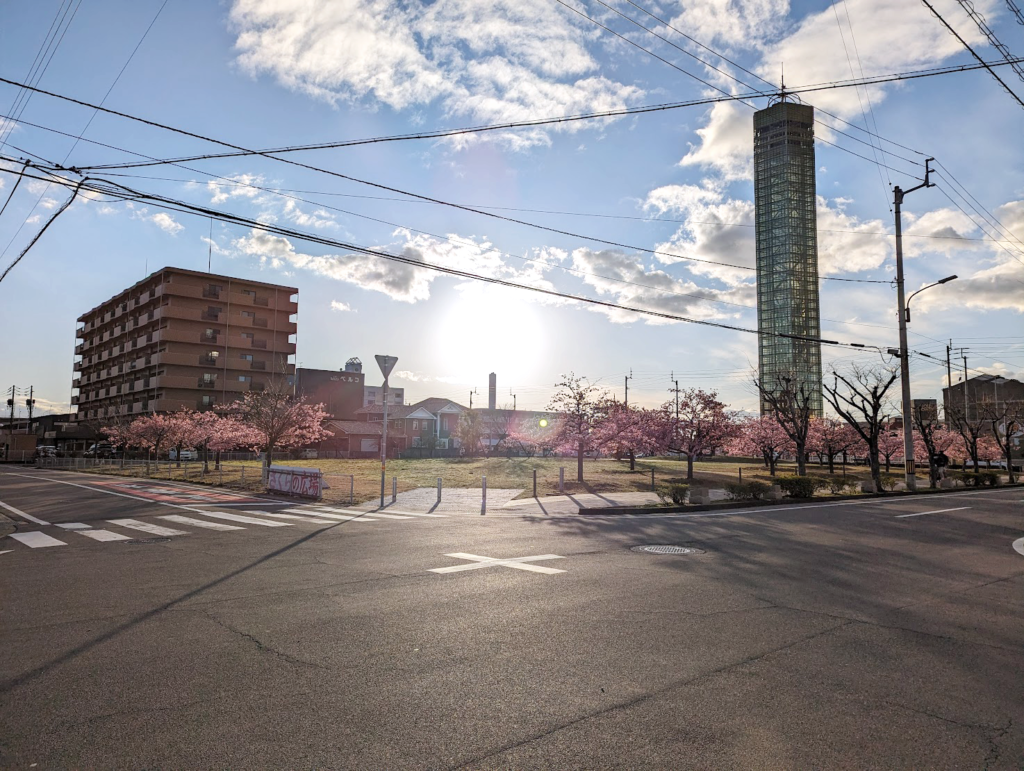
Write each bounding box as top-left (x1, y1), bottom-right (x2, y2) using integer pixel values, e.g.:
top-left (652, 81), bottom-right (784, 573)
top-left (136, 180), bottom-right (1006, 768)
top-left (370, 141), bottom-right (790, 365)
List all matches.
top-left (198, 333), bottom-right (220, 344)
top-left (70, 395), bottom-right (79, 405)
top-left (199, 355), bottom-right (219, 365)
top-left (74, 343), bottom-right (84, 354)
top-left (72, 378), bottom-right (81, 388)
top-left (202, 288), bottom-right (222, 299)
top-left (198, 379), bottom-right (217, 389)
top-left (200, 311), bottom-right (220, 321)
top-left (75, 326), bottom-right (85, 337)
top-left (251, 339), bottom-right (267, 349)
top-left (253, 297), bottom-right (269, 307)
top-left (250, 361), bottom-right (266, 371)
top-left (250, 382), bottom-right (265, 392)
top-left (252, 317), bottom-right (268, 328)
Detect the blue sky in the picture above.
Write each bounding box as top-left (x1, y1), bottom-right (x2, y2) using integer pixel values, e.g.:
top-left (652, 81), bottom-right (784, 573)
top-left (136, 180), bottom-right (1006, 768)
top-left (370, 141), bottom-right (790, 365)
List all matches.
top-left (1, 0), bottom-right (1022, 417)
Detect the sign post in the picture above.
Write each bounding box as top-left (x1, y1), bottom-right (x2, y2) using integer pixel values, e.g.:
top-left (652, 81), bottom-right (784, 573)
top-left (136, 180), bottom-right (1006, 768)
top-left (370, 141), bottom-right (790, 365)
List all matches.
top-left (375, 354), bottom-right (398, 509)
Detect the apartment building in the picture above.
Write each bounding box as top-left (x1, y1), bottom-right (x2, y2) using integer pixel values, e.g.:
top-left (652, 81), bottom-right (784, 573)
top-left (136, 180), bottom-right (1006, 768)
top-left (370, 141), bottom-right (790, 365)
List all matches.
top-left (72, 267), bottom-right (297, 421)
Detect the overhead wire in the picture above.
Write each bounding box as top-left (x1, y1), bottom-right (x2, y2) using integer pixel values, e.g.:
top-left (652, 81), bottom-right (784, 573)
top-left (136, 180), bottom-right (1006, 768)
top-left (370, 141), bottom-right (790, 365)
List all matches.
top-left (2, 164), bottom-right (889, 352)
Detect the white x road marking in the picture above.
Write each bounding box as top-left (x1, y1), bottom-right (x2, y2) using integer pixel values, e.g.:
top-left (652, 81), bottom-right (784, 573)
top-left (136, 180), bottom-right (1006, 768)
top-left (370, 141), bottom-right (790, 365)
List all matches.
top-left (430, 552), bottom-right (566, 575)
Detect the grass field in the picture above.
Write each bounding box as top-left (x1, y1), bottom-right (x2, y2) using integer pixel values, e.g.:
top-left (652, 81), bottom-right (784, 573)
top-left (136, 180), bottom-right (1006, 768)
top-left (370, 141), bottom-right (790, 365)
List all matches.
top-left (58, 454), bottom-right (912, 505)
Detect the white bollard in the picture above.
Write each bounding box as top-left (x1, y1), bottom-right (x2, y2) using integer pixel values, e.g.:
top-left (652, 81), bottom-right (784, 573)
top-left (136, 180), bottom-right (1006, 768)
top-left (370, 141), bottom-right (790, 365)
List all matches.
top-left (481, 475), bottom-right (487, 515)
top-left (437, 477), bottom-right (442, 503)
top-left (392, 476), bottom-right (397, 503)
top-left (349, 475), bottom-right (355, 504)
top-left (559, 467), bottom-right (564, 494)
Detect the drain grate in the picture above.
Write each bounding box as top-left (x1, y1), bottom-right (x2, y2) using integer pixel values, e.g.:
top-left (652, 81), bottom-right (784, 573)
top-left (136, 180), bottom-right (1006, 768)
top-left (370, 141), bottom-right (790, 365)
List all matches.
top-left (631, 544), bottom-right (705, 555)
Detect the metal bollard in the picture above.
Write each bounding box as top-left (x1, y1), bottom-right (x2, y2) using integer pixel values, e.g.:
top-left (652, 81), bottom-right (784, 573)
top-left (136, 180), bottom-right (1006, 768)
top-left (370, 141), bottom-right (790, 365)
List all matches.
top-left (533, 469), bottom-right (537, 498)
top-left (241, 465), bottom-right (246, 486)
top-left (738, 467), bottom-right (742, 483)
top-left (392, 476), bottom-right (397, 503)
top-left (481, 475), bottom-right (487, 515)
top-left (437, 477), bottom-right (442, 503)
top-left (651, 468), bottom-right (655, 491)
top-left (559, 467), bottom-right (564, 494)
top-left (349, 475), bottom-right (355, 504)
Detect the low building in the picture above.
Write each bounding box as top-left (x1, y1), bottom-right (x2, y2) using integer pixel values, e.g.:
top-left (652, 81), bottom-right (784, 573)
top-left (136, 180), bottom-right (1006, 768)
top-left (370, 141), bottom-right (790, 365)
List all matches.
top-left (296, 367), bottom-right (365, 420)
top-left (942, 374), bottom-right (1024, 422)
top-left (363, 384), bottom-right (404, 408)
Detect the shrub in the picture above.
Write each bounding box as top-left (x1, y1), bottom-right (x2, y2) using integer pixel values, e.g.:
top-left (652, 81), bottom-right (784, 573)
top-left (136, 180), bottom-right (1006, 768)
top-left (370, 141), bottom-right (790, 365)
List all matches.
top-left (776, 475), bottom-right (824, 499)
top-left (667, 483), bottom-right (689, 505)
top-left (824, 476), bottom-right (852, 495)
top-left (879, 474), bottom-right (900, 492)
top-left (951, 471), bottom-right (998, 487)
top-left (724, 481), bottom-right (772, 500)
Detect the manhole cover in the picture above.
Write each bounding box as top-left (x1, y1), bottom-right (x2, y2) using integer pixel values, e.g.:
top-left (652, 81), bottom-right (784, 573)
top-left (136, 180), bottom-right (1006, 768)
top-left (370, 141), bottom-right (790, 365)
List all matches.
top-left (123, 537), bottom-right (172, 545)
top-left (631, 545), bottom-right (705, 555)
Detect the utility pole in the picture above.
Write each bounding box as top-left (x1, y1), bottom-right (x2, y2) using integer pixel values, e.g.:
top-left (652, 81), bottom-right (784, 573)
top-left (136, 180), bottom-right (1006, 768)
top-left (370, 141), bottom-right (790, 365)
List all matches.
top-left (893, 158), bottom-right (934, 491)
top-left (25, 386), bottom-right (35, 436)
top-left (624, 369), bottom-right (632, 410)
top-left (959, 348), bottom-right (971, 422)
top-left (625, 369), bottom-right (634, 469)
top-left (469, 388), bottom-right (477, 410)
top-left (510, 388), bottom-right (516, 412)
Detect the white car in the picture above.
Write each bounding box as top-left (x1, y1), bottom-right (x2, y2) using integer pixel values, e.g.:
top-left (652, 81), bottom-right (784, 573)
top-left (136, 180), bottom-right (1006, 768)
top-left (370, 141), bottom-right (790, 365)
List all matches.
top-left (168, 449), bottom-right (199, 461)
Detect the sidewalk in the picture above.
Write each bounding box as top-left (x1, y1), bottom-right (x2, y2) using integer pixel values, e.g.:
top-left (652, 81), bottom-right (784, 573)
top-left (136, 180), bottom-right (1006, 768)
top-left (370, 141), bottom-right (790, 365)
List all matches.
top-left (351, 487), bottom-right (731, 515)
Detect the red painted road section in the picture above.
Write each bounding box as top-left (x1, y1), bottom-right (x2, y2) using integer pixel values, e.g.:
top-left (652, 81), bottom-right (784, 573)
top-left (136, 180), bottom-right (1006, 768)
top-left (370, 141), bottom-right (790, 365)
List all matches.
top-left (84, 478), bottom-right (265, 504)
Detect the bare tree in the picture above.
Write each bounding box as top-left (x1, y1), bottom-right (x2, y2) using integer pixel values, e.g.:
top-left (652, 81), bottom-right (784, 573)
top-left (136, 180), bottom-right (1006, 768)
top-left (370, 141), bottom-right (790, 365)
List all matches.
top-left (946, 404), bottom-right (988, 471)
top-left (823, 365), bottom-right (898, 491)
top-left (753, 372), bottom-right (816, 476)
top-left (980, 399), bottom-right (1023, 483)
top-left (912, 401), bottom-right (944, 488)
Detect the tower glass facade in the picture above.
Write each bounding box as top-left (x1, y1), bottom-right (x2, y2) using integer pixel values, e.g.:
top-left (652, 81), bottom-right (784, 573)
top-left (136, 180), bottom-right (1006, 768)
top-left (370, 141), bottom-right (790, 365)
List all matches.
top-left (753, 100), bottom-right (823, 417)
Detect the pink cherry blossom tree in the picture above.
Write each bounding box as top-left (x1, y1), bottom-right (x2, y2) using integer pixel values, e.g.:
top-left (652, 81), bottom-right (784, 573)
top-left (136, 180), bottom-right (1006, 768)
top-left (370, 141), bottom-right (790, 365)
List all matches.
top-left (664, 388), bottom-right (735, 480)
top-left (125, 413), bottom-right (176, 472)
top-left (547, 373), bottom-right (608, 482)
top-left (729, 416), bottom-right (792, 476)
top-left (227, 385), bottom-right (331, 477)
top-left (806, 417), bottom-right (860, 475)
top-left (876, 423), bottom-right (905, 473)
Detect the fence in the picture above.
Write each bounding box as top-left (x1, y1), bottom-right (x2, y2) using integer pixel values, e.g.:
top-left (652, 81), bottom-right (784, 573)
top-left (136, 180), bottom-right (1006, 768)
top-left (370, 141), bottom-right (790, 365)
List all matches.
top-left (36, 456), bottom-right (267, 492)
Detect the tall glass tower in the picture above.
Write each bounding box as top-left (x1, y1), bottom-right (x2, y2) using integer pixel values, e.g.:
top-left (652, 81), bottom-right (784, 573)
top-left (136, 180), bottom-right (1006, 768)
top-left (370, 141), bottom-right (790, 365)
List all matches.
top-left (753, 97), bottom-right (823, 417)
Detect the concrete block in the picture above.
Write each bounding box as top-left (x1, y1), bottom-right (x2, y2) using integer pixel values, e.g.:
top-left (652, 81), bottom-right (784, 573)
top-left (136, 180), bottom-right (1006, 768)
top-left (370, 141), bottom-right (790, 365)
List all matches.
top-left (766, 485), bottom-right (783, 501)
top-left (860, 480), bottom-right (876, 493)
top-left (939, 478), bottom-right (956, 489)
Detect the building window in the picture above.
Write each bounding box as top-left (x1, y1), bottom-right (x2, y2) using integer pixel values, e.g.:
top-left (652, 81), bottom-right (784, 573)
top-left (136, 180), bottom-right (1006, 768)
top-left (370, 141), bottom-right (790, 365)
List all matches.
top-left (241, 310), bottom-right (255, 318)
top-left (241, 332), bottom-right (254, 340)
top-left (202, 373), bottom-right (216, 384)
top-left (240, 353), bottom-right (253, 361)
top-left (238, 375), bottom-right (251, 383)
top-left (201, 395), bottom-right (216, 407)
top-left (413, 420), bottom-right (419, 431)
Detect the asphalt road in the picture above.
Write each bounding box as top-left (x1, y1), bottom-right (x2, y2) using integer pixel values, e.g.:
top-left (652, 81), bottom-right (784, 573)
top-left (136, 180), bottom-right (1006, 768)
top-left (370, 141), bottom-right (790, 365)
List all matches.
top-left (1, 467), bottom-right (1023, 769)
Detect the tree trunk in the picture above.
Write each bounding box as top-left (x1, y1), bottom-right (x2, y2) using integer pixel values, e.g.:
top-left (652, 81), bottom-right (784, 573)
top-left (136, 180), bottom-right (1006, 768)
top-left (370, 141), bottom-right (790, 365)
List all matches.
top-left (884, 455), bottom-right (890, 473)
top-left (629, 450), bottom-right (635, 471)
top-left (795, 441), bottom-right (806, 476)
top-left (1006, 449), bottom-right (1016, 484)
top-left (686, 454), bottom-right (694, 480)
top-left (577, 445), bottom-right (584, 483)
top-left (868, 446), bottom-right (882, 491)
top-left (827, 453), bottom-right (835, 475)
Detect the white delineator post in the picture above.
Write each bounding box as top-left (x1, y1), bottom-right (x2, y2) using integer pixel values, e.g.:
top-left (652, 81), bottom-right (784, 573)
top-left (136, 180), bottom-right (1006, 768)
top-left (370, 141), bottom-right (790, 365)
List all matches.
top-left (437, 477), bottom-right (442, 504)
top-left (481, 475), bottom-right (487, 515)
top-left (559, 467), bottom-right (564, 494)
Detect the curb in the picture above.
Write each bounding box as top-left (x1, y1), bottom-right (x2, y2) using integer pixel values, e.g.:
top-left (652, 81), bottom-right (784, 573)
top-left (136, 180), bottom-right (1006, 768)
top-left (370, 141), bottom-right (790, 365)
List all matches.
top-left (577, 481), bottom-right (1024, 515)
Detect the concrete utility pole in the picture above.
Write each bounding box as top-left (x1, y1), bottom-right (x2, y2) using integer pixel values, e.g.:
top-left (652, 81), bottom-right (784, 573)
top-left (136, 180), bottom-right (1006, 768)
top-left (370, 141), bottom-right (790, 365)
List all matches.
top-left (25, 386), bottom-right (35, 436)
top-left (510, 389), bottom-right (516, 411)
top-left (469, 388), bottom-right (477, 410)
top-left (960, 349), bottom-right (971, 422)
top-left (946, 341), bottom-right (953, 406)
top-left (893, 158), bottom-right (934, 491)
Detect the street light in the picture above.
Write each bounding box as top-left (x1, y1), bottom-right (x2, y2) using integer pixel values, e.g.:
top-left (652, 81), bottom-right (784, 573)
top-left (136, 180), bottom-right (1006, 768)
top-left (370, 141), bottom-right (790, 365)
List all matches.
top-left (905, 275), bottom-right (957, 322)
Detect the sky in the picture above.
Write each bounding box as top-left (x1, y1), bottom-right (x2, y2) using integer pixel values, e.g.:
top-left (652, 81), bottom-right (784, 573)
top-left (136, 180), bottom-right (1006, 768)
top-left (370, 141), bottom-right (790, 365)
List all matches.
top-left (0, 0), bottom-right (1022, 418)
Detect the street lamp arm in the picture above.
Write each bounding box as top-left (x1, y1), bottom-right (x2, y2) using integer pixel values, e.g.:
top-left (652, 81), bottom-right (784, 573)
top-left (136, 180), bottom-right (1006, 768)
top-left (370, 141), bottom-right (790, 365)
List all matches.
top-left (905, 275), bottom-right (958, 322)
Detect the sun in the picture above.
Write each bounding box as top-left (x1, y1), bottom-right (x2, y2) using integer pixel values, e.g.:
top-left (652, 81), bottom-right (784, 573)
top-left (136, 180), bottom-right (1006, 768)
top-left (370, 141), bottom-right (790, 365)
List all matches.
top-left (433, 286), bottom-right (547, 385)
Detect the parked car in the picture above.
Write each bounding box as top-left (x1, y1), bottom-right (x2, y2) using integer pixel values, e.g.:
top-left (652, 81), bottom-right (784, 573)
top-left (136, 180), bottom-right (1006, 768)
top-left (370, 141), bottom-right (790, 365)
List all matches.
top-left (34, 445), bottom-right (57, 458)
top-left (83, 443), bottom-right (121, 458)
top-left (167, 448), bottom-right (199, 461)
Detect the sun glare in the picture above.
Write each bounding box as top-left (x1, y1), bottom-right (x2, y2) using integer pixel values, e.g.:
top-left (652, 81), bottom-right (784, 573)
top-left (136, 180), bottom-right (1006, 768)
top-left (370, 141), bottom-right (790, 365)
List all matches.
top-left (434, 287), bottom-right (546, 385)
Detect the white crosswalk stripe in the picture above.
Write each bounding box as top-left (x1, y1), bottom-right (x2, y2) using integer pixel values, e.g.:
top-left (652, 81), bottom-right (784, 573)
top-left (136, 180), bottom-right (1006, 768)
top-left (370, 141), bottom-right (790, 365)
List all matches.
top-left (77, 529), bottom-right (132, 542)
top-left (159, 515), bottom-right (245, 531)
top-left (192, 511), bottom-right (292, 527)
top-left (282, 508), bottom-right (377, 522)
top-left (245, 511), bottom-right (340, 524)
top-left (108, 519), bottom-right (189, 537)
top-left (57, 522), bottom-right (92, 530)
top-left (8, 532), bottom-right (66, 548)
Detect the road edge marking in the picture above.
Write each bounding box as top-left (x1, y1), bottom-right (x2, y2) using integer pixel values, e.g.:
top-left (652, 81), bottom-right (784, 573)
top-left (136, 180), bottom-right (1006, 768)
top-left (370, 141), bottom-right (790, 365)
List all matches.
top-left (0, 499), bottom-right (50, 525)
top-left (895, 507), bottom-right (971, 519)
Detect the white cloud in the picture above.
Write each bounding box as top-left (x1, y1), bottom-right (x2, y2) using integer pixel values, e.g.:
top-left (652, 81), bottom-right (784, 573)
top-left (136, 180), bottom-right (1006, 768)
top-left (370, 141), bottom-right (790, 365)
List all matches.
top-left (571, 247), bottom-right (754, 325)
top-left (330, 300), bottom-right (354, 312)
top-left (207, 173), bottom-right (265, 204)
top-left (149, 212), bottom-right (184, 235)
top-left (39, 197), bottom-right (59, 210)
top-left (678, 101), bottom-right (754, 182)
top-left (25, 214), bottom-right (41, 224)
top-left (670, 0), bottom-right (789, 51)
top-left (816, 196), bottom-right (890, 275)
top-left (229, 0), bottom-right (643, 148)
top-left (283, 199), bottom-right (336, 229)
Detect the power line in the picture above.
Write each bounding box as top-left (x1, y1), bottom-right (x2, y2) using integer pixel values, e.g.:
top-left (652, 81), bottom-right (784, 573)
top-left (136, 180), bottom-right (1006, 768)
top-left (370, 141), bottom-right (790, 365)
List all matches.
top-left (952, 0), bottom-right (1024, 83)
top-left (5, 57), bottom-right (1014, 173)
top-left (3, 166), bottom-right (887, 352)
top-left (919, 0), bottom-right (1024, 108)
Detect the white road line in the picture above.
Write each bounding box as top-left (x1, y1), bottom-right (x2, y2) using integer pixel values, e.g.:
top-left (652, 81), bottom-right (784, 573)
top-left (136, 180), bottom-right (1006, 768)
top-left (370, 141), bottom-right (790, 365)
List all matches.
top-left (0, 549), bottom-right (13, 556)
top-left (246, 511), bottom-right (340, 524)
top-left (390, 511), bottom-right (447, 518)
top-left (430, 552), bottom-right (566, 575)
top-left (8, 532), bottom-right (67, 548)
top-left (108, 519), bottom-right (189, 537)
top-left (895, 507), bottom-right (971, 519)
top-left (0, 499), bottom-right (50, 526)
top-left (77, 529), bottom-right (132, 542)
top-left (57, 523), bottom-right (92, 530)
top-left (353, 511), bottom-right (414, 520)
top-left (158, 515), bottom-right (245, 531)
top-left (192, 511), bottom-right (291, 527)
top-left (3, 473), bottom-right (199, 510)
top-left (1012, 537), bottom-right (1023, 558)
top-left (282, 508), bottom-right (376, 522)
top-left (317, 506), bottom-right (445, 518)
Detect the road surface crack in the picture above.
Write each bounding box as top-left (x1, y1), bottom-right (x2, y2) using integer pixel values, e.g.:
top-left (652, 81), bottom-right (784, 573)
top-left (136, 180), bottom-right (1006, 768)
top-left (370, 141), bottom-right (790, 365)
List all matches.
top-left (203, 612), bottom-right (325, 670)
top-left (885, 702), bottom-right (1011, 766)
